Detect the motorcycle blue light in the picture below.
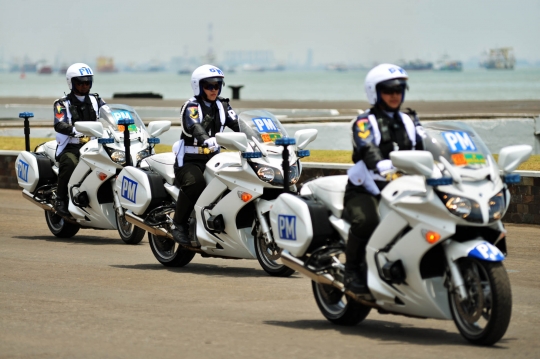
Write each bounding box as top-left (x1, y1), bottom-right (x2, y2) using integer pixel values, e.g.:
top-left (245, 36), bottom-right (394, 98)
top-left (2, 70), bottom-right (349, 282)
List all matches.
top-left (297, 150), bottom-right (310, 158)
top-left (148, 138), bottom-right (160, 144)
top-left (242, 152), bottom-right (263, 158)
top-left (275, 137), bottom-right (296, 146)
top-left (503, 174), bottom-right (521, 184)
top-left (98, 138), bottom-right (115, 144)
top-left (426, 177), bottom-right (453, 186)
top-left (19, 112), bottom-right (34, 118)
top-left (117, 119), bottom-right (135, 125)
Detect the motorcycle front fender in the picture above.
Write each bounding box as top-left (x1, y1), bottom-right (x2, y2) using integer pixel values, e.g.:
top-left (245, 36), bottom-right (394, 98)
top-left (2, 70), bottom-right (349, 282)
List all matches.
top-left (444, 239), bottom-right (506, 263)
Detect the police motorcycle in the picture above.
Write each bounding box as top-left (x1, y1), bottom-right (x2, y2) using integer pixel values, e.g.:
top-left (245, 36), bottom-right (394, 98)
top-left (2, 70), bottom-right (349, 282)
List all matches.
top-left (115, 110), bottom-right (317, 276)
top-left (270, 121), bottom-right (531, 345)
top-left (15, 104), bottom-right (171, 244)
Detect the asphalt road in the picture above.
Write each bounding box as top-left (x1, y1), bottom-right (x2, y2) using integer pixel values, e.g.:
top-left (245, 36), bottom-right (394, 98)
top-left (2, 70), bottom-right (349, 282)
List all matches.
top-left (1, 188), bottom-right (539, 359)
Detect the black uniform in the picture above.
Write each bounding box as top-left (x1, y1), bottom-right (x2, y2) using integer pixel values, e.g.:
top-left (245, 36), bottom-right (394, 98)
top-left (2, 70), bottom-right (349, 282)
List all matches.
top-left (173, 96), bottom-right (239, 226)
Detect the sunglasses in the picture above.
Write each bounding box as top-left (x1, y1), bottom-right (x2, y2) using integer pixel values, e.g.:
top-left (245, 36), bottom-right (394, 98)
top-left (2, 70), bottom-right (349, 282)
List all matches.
top-left (202, 82), bottom-right (222, 91)
top-left (74, 81), bottom-right (92, 87)
top-left (380, 86), bottom-right (404, 95)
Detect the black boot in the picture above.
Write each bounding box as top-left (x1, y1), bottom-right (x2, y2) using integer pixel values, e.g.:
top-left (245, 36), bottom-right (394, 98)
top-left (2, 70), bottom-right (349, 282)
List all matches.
top-left (54, 198), bottom-right (70, 217)
top-left (344, 231), bottom-right (370, 295)
top-left (171, 223), bottom-right (190, 246)
top-left (344, 264), bottom-right (370, 295)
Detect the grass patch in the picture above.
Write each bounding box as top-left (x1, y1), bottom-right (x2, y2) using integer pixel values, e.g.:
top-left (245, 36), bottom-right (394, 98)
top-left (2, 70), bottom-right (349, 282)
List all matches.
top-left (2, 137), bottom-right (538, 170)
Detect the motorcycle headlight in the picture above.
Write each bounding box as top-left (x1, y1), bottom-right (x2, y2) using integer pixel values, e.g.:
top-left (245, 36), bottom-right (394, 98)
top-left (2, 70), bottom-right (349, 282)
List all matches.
top-left (437, 192), bottom-right (483, 223)
top-left (257, 166), bottom-right (275, 182)
top-left (136, 149), bottom-right (152, 162)
top-left (109, 150), bottom-right (126, 165)
top-left (250, 162), bottom-right (300, 186)
top-left (488, 190), bottom-right (506, 222)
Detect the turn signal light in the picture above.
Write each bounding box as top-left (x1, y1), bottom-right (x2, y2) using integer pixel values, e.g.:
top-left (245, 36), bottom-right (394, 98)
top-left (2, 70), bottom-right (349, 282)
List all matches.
top-left (96, 171), bottom-right (108, 181)
top-left (424, 231), bottom-right (441, 244)
top-left (238, 191), bottom-right (253, 202)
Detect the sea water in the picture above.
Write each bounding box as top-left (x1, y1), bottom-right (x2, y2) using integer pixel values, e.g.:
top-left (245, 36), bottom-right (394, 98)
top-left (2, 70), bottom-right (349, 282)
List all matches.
top-left (1, 68), bottom-right (540, 101)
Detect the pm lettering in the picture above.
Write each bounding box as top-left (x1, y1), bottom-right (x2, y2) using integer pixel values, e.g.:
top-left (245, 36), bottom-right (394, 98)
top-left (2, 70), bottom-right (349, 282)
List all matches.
top-left (112, 111), bottom-right (133, 121)
top-left (252, 118), bottom-right (278, 132)
top-left (278, 215), bottom-right (296, 241)
top-left (17, 160), bottom-right (29, 182)
top-left (209, 67), bottom-right (223, 75)
top-left (78, 67), bottom-right (93, 75)
top-left (121, 177), bottom-right (138, 203)
top-left (442, 131), bottom-right (477, 153)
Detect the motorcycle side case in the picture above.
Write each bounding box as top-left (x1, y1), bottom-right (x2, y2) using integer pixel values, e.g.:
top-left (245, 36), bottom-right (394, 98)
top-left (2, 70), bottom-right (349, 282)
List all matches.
top-left (116, 167), bottom-right (168, 216)
top-left (270, 193), bottom-right (335, 257)
top-left (15, 151), bottom-right (56, 192)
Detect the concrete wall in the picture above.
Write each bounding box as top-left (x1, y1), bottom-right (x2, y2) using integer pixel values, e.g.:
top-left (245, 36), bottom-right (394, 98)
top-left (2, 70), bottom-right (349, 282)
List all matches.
top-left (1, 151), bottom-right (538, 225)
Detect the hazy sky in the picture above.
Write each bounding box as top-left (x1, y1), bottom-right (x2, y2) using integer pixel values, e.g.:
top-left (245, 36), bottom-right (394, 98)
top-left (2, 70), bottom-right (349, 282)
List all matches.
top-left (1, 0), bottom-right (540, 66)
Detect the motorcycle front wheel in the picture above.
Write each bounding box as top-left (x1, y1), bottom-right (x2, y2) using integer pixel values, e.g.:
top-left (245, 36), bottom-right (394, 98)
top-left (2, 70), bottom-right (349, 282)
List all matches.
top-left (148, 233), bottom-right (195, 267)
top-left (116, 210), bottom-right (145, 245)
top-left (44, 210), bottom-right (80, 238)
top-left (312, 281), bottom-right (371, 326)
top-left (449, 258), bottom-right (512, 346)
top-left (254, 223), bottom-right (295, 277)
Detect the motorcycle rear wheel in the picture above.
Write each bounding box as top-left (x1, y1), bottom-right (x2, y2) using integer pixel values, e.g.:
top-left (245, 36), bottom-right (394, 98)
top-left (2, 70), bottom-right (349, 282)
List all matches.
top-left (148, 233), bottom-right (195, 267)
top-left (44, 210), bottom-right (80, 238)
top-left (449, 258), bottom-right (512, 346)
top-left (116, 210), bottom-right (145, 245)
top-left (312, 281), bottom-right (371, 326)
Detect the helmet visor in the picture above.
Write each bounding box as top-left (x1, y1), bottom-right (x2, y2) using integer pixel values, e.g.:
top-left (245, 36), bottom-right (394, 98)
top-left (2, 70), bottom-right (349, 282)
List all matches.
top-left (73, 76), bottom-right (93, 87)
top-left (201, 77), bottom-right (224, 90)
top-left (377, 78), bottom-right (407, 94)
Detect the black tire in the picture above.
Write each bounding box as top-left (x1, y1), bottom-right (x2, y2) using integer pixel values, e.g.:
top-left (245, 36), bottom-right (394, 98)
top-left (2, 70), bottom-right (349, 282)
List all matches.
top-left (44, 210), bottom-right (80, 238)
top-left (148, 233), bottom-right (195, 267)
top-left (254, 224), bottom-right (295, 277)
top-left (116, 210), bottom-right (145, 245)
top-left (449, 258), bottom-right (512, 346)
top-left (312, 281), bottom-right (371, 326)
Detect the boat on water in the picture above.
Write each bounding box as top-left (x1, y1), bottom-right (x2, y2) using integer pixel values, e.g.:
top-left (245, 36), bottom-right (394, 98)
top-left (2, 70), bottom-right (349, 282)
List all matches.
top-left (434, 56), bottom-right (463, 71)
top-left (96, 56), bottom-right (117, 73)
top-left (480, 48), bottom-right (515, 70)
top-left (398, 59), bottom-right (433, 71)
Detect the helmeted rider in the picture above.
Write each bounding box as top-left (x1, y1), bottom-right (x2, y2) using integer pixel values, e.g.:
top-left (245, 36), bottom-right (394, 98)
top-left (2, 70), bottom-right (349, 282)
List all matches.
top-left (53, 63), bottom-right (106, 216)
top-left (343, 63), bottom-right (425, 295)
top-left (171, 64), bottom-right (240, 245)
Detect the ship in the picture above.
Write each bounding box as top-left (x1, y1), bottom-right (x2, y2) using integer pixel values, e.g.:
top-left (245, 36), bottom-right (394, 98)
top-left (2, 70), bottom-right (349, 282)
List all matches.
top-left (399, 59), bottom-right (433, 71)
top-left (96, 56), bottom-right (117, 73)
top-left (480, 48), bottom-right (515, 70)
top-left (433, 55), bottom-right (463, 71)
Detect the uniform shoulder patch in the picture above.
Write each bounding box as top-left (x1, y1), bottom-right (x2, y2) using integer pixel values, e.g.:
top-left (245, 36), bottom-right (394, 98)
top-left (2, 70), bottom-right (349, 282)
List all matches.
top-left (187, 106), bottom-right (199, 120)
top-left (355, 118), bottom-right (371, 139)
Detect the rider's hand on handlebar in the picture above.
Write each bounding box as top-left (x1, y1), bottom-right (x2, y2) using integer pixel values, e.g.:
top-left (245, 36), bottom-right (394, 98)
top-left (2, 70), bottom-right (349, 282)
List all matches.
top-left (72, 130), bottom-right (85, 138)
top-left (376, 159), bottom-right (394, 175)
top-left (203, 137), bottom-right (219, 152)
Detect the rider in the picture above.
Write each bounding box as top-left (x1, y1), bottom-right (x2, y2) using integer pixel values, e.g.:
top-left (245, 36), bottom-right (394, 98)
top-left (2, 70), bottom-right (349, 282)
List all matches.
top-left (53, 63), bottom-right (106, 216)
top-left (344, 63), bottom-right (424, 295)
top-left (171, 64), bottom-right (240, 245)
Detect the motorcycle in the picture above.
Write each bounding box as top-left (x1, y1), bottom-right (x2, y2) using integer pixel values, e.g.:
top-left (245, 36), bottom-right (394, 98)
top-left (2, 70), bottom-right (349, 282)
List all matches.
top-left (270, 121), bottom-right (531, 345)
top-left (115, 110), bottom-right (317, 276)
top-left (15, 104), bottom-right (171, 244)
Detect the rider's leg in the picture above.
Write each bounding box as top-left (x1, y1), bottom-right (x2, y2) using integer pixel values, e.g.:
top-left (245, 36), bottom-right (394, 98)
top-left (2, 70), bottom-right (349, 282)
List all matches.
top-left (172, 163), bottom-right (206, 245)
top-left (55, 148), bottom-right (80, 216)
top-left (343, 191), bottom-right (379, 294)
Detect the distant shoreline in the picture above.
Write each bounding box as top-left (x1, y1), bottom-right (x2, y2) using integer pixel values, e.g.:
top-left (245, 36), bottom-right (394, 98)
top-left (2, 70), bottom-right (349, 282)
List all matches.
top-left (0, 97), bottom-right (538, 116)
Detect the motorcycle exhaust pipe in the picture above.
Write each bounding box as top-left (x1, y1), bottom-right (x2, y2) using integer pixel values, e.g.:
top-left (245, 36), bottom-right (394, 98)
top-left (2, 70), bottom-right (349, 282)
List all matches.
top-left (22, 190), bottom-right (54, 211)
top-left (280, 250), bottom-right (377, 305)
top-left (124, 211), bottom-right (173, 240)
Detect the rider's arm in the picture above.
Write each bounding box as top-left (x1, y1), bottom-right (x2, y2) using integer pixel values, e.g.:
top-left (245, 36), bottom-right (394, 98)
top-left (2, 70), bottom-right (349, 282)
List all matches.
top-left (224, 103), bottom-right (240, 132)
top-left (53, 100), bottom-right (74, 136)
top-left (182, 104), bottom-right (210, 143)
top-left (351, 116), bottom-right (384, 170)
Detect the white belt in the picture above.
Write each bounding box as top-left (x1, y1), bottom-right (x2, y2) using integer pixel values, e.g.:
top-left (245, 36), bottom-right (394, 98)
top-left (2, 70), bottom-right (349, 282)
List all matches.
top-left (184, 145), bottom-right (212, 154)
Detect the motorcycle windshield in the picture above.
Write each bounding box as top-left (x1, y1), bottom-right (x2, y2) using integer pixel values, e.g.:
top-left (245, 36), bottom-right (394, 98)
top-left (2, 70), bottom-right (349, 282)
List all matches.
top-left (422, 122), bottom-right (492, 169)
top-left (237, 110), bottom-right (288, 145)
top-left (98, 104), bottom-right (146, 134)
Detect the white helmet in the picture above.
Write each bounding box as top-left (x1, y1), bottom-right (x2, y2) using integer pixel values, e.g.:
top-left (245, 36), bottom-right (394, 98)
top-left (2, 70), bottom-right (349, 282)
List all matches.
top-left (191, 64), bottom-right (225, 96)
top-left (364, 63), bottom-right (408, 105)
top-left (66, 63), bottom-right (94, 90)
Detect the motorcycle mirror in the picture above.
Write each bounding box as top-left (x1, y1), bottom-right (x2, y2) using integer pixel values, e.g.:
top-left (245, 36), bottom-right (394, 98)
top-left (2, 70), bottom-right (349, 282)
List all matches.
top-left (75, 122), bottom-right (104, 138)
top-left (294, 129), bottom-right (318, 150)
top-left (498, 145), bottom-right (532, 173)
top-left (216, 132), bottom-right (248, 152)
top-left (147, 121), bottom-right (171, 138)
top-left (390, 150), bottom-right (434, 178)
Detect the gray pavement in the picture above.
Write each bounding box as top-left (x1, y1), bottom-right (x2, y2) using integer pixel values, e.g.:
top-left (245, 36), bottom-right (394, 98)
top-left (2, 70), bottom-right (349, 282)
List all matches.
top-left (1, 188), bottom-right (539, 358)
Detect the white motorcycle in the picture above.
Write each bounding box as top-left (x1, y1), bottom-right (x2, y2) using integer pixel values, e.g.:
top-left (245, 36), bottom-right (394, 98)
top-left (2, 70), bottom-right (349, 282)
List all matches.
top-left (115, 110), bottom-right (317, 276)
top-left (270, 121), bottom-right (531, 345)
top-left (15, 104), bottom-right (171, 244)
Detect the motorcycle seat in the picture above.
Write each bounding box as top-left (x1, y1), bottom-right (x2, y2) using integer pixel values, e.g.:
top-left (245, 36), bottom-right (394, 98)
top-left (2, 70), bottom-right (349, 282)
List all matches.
top-left (305, 175), bottom-right (348, 218)
top-left (145, 152), bottom-right (176, 185)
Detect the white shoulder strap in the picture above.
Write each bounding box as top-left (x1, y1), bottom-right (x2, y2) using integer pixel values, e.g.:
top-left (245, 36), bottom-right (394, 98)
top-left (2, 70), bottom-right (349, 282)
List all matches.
top-left (400, 113), bottom-right (416, 147)
top-left (367, 114), bottom-right (381, 146)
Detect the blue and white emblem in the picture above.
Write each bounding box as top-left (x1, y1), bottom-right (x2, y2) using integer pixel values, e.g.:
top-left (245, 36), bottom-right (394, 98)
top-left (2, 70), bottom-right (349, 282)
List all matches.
top-left (252, 118), bottom-right (279, 133)
top-left (112, 110), bottom-right (133, 122)
top-left (17, 160), bottom-right (29, 182)
top-left (278, 215), bottom-right (296, 241)
top-left (442, 131), bottom-right (477, 153)
top-left (121, 177), bottom-right (138, 203)
top-left (468, 242), bottom-right (505, 261)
